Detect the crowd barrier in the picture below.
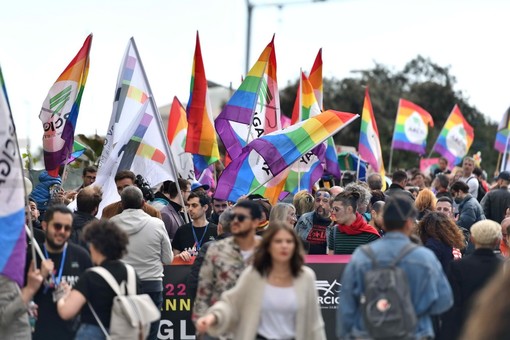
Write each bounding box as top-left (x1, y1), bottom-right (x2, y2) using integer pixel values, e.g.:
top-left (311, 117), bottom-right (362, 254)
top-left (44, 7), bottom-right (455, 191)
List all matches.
top-left (157, 255), bottom-right (351, 340)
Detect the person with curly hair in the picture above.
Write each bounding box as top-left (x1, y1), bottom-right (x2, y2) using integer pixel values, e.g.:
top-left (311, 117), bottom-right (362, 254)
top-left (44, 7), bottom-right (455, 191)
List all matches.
top-left (56, 220), bottom-right (137, 340)
top-left (415, 188), bottom-right (437, 220)
top-left (417, 212), bottom-right (465, 272)
top-left (343, 182), bottom-right (372, 221)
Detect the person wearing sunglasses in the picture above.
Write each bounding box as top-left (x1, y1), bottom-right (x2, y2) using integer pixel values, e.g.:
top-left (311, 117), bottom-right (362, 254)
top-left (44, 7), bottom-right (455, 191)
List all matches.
top-left (192, 200), bottom-right (262, 339)
top-left (26, 205), bottom-right (92, 340)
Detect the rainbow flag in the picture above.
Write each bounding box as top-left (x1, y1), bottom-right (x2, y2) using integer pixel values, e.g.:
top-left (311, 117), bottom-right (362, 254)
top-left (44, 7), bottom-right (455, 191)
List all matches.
top-left (39, 34), bottom-right (92, 177)
top-left (309, 48), bottom-right (323, 109)
top-left (291, 71), bottom-right (321, 124)
top-left (215, 37), bottom-right (280, 160)
top-left (432, 104), bottom-right (474, 167)
top-left (358, 88), bottom-right (386, 189)
top-left (283, 144), bottom-right (327, 195)
top-left (185, 32), bottom-right (219, 174)
top-left (65, 140), bottom-right (86, 164)
top-left (214, 110), bottom-right (358, 203)
top-left (167, 96), bottom-right (194, 181)
top-left (494, 109), bottom-right (510, 153)
top-left (0, 66), bottom-right (26, 287)
top-left (391, 99), bottom-right (434, 155)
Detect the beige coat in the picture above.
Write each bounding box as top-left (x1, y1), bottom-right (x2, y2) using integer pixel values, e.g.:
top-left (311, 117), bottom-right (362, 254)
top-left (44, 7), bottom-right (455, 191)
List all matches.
top-left (207, 265), bottom-right (326, 340)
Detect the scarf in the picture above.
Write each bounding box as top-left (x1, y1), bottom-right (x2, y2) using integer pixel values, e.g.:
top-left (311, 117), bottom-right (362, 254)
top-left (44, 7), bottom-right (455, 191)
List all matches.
top-left (337, 212), bottom-right (380, 237)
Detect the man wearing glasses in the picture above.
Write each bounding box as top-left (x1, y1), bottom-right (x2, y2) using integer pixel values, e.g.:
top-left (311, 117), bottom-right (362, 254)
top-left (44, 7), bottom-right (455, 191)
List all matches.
top-left (192, 200), bottom-right (262, 338)
top-left (77, 166), bottom-right (97, 192)
top-left (26, 205), bottom-right (92, 340)
top-left (295, 188), bottom-right (333, 254)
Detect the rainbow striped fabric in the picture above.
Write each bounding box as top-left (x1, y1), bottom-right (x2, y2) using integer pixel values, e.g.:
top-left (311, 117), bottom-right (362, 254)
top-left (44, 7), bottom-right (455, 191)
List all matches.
top-left (291, 72), bottom-right (321, 124)
top-left (358, 88), bottom-right (386, 189)
top-left (185, 32), bottom-right (219, 174)
top-left (309, 48), bottom-right (323, 109)
top-left (215, 37), bottom-right (279, 160)
top-left (392, 99), bottom-right (434, 155)
top-left (0, 66), bottom-right (26, 286)
top-left (494, 109), bottom-right (510, 153)
top-left (167, 96), bottom-right (195, 181)
top-left (39, 34), bottom-right (92, 177)
top-left (214, 110), bottom-right (358, 203)
top-left (433, 104), bottom-right (474, 167)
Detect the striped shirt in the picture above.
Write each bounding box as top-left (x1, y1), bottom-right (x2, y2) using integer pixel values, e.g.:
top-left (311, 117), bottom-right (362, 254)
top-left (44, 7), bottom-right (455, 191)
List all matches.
top-left (328, 228), bottom-right (379, 255)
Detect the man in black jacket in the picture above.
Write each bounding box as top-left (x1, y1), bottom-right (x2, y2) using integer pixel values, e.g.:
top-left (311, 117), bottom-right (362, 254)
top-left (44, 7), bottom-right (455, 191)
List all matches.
top-left (385, 170), bottom-right (414, 201)
top-left (481, 171), bottom-right (510, 223)
top-left (440, 220), bottom-right (503, 340)
top-left (70, 186), bottom-right (102, 251)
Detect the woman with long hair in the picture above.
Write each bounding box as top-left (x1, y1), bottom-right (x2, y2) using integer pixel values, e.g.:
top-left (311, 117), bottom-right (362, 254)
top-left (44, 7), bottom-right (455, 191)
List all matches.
top-left (415, 188), bottom-right (437, 220)
top-left (195, 222), bottom-right (326, 340)
top-left (269, 203), bottom-right (298, 228)
top-left (56, 220), bottom-right (134, 339)
top-left (293, 190), bottom-right (315, 220)
top-left (417, 212), bottom-right (465, 272)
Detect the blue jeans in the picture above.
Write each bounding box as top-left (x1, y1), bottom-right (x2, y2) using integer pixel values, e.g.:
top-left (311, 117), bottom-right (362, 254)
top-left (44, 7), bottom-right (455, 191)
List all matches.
top-left (140, 282), bottom-right (163, 340)
top-left (75, 323), bottom-right (106, 340)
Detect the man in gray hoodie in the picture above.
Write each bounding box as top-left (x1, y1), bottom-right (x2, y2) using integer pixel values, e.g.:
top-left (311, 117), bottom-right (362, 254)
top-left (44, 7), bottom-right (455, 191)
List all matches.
top-left (110, 186), bottom-right (173, 340)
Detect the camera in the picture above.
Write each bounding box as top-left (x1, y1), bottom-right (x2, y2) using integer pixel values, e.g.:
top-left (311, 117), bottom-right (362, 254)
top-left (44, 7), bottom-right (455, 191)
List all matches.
top-left (134, 174), bottom-right (154, 202)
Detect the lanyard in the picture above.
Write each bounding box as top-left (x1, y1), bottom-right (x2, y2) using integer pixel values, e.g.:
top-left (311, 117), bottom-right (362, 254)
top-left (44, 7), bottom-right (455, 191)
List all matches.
top-left (43, 243), bottom-right (67, 289)
top-left (191, 224), bottom-right (209, 251)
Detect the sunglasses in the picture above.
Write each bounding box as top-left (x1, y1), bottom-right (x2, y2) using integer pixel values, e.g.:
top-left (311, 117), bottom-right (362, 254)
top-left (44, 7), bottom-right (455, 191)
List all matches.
top-left (53, 222), bottom-right (72, 232)
top-left (232, 213), bottom-right (250, 222)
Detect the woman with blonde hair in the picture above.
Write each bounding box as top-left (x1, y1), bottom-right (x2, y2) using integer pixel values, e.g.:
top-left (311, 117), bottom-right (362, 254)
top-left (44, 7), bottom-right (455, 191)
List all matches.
top-left (293, 190), bottom-right (314, 220)
top-left (269, 203), bottom-right (297, 228)
top-left (195, 222), bottom-right (326, 340)
top-left (415, 188), bottom-right (437, 220)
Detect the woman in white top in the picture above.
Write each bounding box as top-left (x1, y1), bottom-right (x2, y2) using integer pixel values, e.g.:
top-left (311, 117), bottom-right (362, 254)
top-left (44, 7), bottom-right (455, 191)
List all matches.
top-left (196, 221), bottom-right (326, 340)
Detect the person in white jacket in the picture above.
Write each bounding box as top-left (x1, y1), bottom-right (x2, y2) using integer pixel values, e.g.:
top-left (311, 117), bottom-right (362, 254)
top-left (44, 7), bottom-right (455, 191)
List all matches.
top-left (196, 221), bottom-right (326, 340)
top-left (110, 186), bottom-right (173, 340)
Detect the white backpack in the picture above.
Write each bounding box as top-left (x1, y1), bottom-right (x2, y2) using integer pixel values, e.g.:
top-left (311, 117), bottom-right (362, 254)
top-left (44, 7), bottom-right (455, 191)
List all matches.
top-left (88, 264), bottom-right (160, 340)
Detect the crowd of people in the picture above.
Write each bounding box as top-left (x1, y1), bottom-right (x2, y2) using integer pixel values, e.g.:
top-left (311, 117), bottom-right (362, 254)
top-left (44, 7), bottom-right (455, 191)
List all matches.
top-left (4, 154), bottom-right (510, 339)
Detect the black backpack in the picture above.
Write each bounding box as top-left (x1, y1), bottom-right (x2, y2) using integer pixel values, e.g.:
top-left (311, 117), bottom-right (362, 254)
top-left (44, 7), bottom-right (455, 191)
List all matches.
top-left (467, 176), bottom-right (487, 202)
top-left (360, 243), bottom-right (418, 340)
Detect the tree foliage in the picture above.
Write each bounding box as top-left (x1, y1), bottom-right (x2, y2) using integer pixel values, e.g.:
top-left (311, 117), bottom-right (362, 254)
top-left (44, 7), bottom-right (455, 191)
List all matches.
top-left (279, 56), bottom-right (498, 177)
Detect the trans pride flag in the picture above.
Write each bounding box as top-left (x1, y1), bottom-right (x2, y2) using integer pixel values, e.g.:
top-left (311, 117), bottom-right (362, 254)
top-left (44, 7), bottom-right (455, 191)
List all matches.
top-left (391, 99), bottom-right (434, 155)
top-left (215, 37), bottom-right (280, 160)
top-left (214, 110), bottom-right (358, 203)
top-left (39, 34), bottom-right (92, 177)
top-left (185, 32), bottom-right (219, 174)
top-left (358, 88), bottom-right (386, 189)
top-left (167, 97), bottom-right (194, 181)
top-left (0, 67), bottom-right (26, 286)
top-left (494, 108), bottom-right (510, 153)
top-left (432, 104), bottom-right (474, 167)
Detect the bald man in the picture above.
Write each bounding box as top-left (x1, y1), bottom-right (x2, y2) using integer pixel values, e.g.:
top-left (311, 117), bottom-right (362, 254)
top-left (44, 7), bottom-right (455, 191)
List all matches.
top-left (329, 186), bottom-right (344, 198)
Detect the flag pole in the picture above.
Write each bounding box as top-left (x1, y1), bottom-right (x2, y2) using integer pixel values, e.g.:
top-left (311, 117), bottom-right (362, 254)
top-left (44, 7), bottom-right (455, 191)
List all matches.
top-left (496, 152), bottom-right (502, 173)
top-left (356, 151), bottom-right (361, 182)
top-left (388, 99), bottom-right (400, 174)
top-left (296, 69), bottom-right (303, 189)
top-left (130, 38), bottom-right (190, 224)
top-left (502, 133), bottom-right (510, 172)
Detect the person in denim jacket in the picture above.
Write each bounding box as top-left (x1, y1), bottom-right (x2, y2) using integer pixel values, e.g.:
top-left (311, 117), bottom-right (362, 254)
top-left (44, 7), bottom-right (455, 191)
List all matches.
top-left (337, 193), bottom-right (453, 339)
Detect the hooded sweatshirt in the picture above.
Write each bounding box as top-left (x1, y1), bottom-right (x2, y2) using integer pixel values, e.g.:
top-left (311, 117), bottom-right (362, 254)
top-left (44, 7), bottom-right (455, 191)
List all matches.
top-left (110, 209), bottom-right (173, 281)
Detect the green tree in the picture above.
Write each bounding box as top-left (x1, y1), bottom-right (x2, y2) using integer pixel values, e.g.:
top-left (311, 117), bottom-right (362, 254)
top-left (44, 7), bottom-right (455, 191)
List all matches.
top-left (279, 56), bottom-right (498, 177)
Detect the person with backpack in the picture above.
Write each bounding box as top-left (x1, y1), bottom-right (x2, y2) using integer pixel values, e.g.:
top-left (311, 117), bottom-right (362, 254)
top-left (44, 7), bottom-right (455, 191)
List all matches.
top-left (336, 193), bottom-right (453, 340)
top-left (56, 219), bottom-right (159, 340)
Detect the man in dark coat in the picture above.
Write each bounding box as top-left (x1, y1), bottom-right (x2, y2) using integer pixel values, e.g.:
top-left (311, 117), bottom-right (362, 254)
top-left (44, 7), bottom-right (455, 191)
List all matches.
top-left (480, 171), bottom-right (510, 223)
top-left (440, 220), bottom-right (503, 340)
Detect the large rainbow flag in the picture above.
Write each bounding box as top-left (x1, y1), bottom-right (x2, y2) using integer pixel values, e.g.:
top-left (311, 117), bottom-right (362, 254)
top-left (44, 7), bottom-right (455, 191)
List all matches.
top-left (215, 37), bottom-right (280, 160)
top-left (39, 34), bottom-right (92, 177)
top-left (391, 99), bottom-right (434, 155)
top-left (214, 110), bottom-right (358, 203)
top-left (358, 88), bottom-right (386, 189)
top-left (167, 96), bottom-right (194, 181)
top-left (185, 32), bottom-right (219, 174)
top-left (0, 66), bottom-right (26, 287)
top-left (432, 104), bottom-right (474, 167)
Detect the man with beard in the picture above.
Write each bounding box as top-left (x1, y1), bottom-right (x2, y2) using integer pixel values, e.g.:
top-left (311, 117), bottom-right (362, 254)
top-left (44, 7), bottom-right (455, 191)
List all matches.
top-left (172, 192), bottom-right (218, 261)
top-left (295, 188), bottom-right (332, 254)
top-left (209, 198), bottom-right (229, 224)
top-left (368, 201), bottom-right (385, 236)
top-left (26, 205), bottom-right (92, 340)
top-left (192, 200), bottom-right (262, 338)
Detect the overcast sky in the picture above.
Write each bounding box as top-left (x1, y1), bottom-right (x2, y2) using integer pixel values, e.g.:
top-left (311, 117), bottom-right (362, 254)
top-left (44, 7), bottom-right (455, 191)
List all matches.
top-left (1, 0), bottom-right (508, 152)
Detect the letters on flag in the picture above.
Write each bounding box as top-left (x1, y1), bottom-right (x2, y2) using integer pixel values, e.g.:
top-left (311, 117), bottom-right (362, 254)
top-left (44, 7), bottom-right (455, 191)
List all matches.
top-left (392, 99), bottom-right (434, 155)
